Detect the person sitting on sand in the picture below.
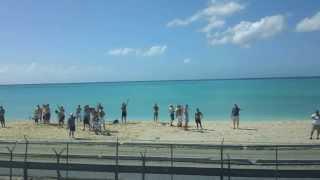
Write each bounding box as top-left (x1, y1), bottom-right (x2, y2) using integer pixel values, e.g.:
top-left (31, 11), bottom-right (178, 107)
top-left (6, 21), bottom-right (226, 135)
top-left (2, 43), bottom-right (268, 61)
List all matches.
top-left (121, 102), bottom-right (128, 124)
top-left (231, 104), bottom-right (241, 129)
top-left (83, 105), bottom-right (91, 130)
top-left (153, 103), bottom-right (159, 122)
top-left (0, 106), bottom-right (6, 128)
top-left (184, 104), bottom-right (189, 130)
top-left (195, 108), bottom-right (203, 129)
top-left (68, 113), bottom-right (76, 138)
top-left (169, 104), bottom-right (175, 126)
top-left (55, 106), bottom-right (65, 127)
top-left (310, 110), bottom-right (320, 140)
top-left (76, 105), bottom-right (82, 122)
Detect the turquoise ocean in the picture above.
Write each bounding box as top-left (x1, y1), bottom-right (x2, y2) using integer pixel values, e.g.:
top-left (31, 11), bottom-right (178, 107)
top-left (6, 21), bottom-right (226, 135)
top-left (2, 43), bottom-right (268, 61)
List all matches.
top-left (0, 77), bottom-right (319, 122)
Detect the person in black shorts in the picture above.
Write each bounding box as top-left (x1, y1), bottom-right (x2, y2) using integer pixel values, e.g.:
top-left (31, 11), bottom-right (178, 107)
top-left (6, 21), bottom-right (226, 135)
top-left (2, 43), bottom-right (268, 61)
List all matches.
top-left (153, 103), bottom-right (159, 122)
top-left (195, 108), bottom-right (203, 129)
top-left (68, 113), bottom-right (76, 138)
top-left (121, 102), bottom-right (127, 124)
top-left (83, 105), bottom-right (91, 130)
top-left (55, 106), bottom-right (65, 127)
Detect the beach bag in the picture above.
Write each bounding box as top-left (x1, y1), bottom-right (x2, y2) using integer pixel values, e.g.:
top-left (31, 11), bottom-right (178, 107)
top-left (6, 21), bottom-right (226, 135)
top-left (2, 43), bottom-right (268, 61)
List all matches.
top-left (113, 119), bottom-right (119, 124)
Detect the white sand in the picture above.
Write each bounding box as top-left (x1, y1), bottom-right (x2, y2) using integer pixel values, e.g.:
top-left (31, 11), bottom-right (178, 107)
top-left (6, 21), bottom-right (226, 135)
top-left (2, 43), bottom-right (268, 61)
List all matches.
top-left (0, 120), bottom-right (318, 145)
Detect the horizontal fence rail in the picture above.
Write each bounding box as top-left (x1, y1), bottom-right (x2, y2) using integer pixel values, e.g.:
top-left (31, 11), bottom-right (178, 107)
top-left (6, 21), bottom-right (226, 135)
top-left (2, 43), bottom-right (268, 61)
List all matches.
top-left (0, 161), bottom-right (320, 178)
top-left (0, 139), bottom-right (319, 179)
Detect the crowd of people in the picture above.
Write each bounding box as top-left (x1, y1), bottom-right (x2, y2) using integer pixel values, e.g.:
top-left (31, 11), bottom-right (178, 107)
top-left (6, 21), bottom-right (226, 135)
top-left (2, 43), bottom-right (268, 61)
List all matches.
top-left (1, 101), bottom-right (318, 140)
top-left (31, 103), bottom-right (106, 137)
top-left (167, 104), bottom-right (203, 130)
top-left (0, 103), bottom-right (235, 134)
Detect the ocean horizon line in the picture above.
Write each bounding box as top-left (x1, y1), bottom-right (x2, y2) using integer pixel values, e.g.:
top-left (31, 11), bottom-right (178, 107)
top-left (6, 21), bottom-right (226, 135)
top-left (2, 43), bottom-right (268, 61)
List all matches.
top-left (1, 75), bottom-right (320, 87)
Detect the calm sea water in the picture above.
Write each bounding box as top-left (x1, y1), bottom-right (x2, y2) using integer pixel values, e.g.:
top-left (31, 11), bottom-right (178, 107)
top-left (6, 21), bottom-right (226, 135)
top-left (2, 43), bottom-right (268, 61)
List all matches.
top-left (0, 78), bottom-right (319, 122)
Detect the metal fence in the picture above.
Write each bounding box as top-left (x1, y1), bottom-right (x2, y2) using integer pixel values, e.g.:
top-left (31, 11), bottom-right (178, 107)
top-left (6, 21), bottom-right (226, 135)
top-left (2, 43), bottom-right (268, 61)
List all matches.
top-left (0, 137), bottom-right (319, 180)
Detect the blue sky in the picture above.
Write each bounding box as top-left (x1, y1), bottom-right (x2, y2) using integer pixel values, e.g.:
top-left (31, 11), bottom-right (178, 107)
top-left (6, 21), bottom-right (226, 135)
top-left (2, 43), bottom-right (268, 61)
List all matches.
top-left (0, 0), bottom-right (320, 84)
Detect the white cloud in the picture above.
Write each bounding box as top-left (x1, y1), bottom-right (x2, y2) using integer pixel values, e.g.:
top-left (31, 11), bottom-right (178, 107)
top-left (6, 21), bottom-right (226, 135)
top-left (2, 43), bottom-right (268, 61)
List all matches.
top-left (183, 58), bottom-right (191, 64)
top-left (143, 45), bottom-right (167, 56)
top-left (107, 48), bottom-right (135, 56)
top-left (167, 1), bottom-right (244, 28)
top-left (108, 45), bottom-right (167, 57)
top-left (0, 63), bottom-right (113, 84)
top-left (296, 11), bottom-right (320, 32)
top-left (199, 17), bottom-right (225, 33)
top-left (208, 15), bottom-right (286, 47)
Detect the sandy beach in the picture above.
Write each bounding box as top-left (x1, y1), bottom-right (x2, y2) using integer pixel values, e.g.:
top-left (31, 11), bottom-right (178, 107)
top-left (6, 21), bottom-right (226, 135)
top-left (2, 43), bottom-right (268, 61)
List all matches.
top-left (0, 120), bottom-right (318, 145)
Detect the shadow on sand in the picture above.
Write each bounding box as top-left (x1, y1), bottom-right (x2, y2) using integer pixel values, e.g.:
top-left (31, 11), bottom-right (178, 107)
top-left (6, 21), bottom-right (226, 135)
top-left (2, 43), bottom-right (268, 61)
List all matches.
top-left (238, 128), bottom-right (258, 131)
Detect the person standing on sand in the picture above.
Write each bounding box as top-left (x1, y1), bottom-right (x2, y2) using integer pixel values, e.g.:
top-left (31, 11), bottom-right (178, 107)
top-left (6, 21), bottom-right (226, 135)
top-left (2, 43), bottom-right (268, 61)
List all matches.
top-left (55, 106), bottom-right (65, 127)
top-left (83, 105), bottom-right (90, 131)
top-left (92, 109), bottom-right (101, 134)
top-left (195, 108), bottom-right (203, 129)
top-left (39, 105), bottom-right (43, 123)
top-left (0, 106), bottom-right (5, 128)
top-left (68, 113), bottom-right (76, 138)
top-left (176, 105), bottom-right (183, 127)
top-left (33, 105), bottom-right (41, 124)
top-left (310, 110), bottom-right (320, 140)
top-left (184, 104), bottom-right (189, 130)
top-left (99, 108), bottom-right (106, 131)
top-left (76, 105), bottom-right (82, 122)
top-left (231, 104), bottom-right (241, 129)
top-left (121, 102), bottom-right (128, 124)
top-left (42, 104), bottom-right (47, 123)
top-left (153, 103), bottom-right (159, 122)
top-left (169, 105), bottom-right (175, 126)
top-left (44, 104), bottom-right (51, 124)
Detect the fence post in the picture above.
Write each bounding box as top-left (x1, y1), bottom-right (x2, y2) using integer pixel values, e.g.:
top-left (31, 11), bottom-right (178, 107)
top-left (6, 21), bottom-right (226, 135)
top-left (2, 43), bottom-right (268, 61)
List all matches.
top-left (53, 148), bottom-right (66, 180)
top-left (170, 144), bottom-right (173, 180)
top-left (275, 145), bottom-right (278, 180)
top-left (140, 152), bottom-right (146, 180)
top-left (115, 137), bottom-right (119, 180)
top-left (23, 135), bottom-right (29, 180)
top-left (66, 142), bottom-right (69, 179)
top-left (6, 142), bottom-right (17, 180)
top-left (220, 138), bottom-right (224, 180)
top-left (227, 154), bottom-right (231, 180)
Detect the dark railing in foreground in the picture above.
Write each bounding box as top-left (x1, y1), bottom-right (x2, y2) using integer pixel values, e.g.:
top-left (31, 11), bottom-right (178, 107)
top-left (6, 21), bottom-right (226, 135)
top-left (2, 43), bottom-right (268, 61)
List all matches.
top-left (1, 161), bottom-right (320, 178)
top-left (0, 138), bottom-right (319, 179)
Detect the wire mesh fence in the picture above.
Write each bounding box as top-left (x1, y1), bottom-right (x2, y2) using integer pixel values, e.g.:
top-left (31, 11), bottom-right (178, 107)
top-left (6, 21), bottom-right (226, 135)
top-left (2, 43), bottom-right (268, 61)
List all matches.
top-left (0, 138), bottom-right (319, 179)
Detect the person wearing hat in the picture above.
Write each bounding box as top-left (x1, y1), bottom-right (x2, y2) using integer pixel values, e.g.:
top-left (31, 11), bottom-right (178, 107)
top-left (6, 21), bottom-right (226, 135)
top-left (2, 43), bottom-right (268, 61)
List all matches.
top-left (68, 113), bottom-right (76, 138)
top-left (310, 110), bottom-right (320, 140)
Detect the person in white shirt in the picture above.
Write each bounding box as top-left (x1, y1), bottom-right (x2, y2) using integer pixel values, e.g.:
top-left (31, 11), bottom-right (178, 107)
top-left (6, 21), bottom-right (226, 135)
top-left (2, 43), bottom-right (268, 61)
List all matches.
top-left (310, 110), bottom-right (320, 140)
